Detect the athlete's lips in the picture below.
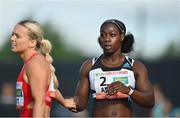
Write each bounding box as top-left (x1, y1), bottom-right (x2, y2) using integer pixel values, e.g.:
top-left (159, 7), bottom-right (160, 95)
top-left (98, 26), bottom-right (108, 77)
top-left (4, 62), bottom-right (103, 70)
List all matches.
top-left (104, 45), bottom-right (111, 50)
top-left (11, 43), bottom-right (16, 48)
top-left (103, 43), bottom-right (112, 50)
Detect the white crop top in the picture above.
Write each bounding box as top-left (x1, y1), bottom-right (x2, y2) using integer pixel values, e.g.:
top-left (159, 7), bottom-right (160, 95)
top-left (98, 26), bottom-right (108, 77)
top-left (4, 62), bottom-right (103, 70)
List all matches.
top-left (89, 55), bottom-right (135, 99)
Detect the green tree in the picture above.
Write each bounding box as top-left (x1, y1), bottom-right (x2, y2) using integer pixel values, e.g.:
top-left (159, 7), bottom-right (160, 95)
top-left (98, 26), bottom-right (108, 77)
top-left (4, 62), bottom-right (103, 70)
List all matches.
top-left (159, 39), bottom-right (180, 60)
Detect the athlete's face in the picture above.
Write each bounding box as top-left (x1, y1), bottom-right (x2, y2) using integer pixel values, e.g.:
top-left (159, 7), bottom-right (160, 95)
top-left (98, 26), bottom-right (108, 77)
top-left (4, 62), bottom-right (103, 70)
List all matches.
top-left (99, 23), bottom-right (122, 54)
top-left (10, 24), bottom-right (33, 54)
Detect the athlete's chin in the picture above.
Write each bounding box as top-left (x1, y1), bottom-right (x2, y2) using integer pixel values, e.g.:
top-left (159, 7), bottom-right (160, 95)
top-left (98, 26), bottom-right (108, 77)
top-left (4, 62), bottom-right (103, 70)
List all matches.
top-left (11, 48), bottom-right (17, 52)
top-left (103, 49), bottom-right (113, 54)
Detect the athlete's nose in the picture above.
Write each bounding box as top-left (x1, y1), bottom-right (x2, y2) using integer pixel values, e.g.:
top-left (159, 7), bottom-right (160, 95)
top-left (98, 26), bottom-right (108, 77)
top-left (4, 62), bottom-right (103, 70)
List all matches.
top-left (10, 35), bottom-right (15, 42)
top-left (104, 35), bottom-right (111, 42)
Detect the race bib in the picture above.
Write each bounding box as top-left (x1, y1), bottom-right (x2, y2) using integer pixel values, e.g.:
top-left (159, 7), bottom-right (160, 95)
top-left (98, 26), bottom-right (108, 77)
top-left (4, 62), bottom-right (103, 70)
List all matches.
top-left (93, 70), bottom-right (129, 99)
top-left (16, 82), bottom-right (24, 107)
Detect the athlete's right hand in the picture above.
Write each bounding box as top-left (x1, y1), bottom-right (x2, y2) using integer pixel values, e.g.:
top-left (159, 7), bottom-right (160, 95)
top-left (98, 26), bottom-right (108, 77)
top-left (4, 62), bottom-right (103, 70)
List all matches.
top-left (64, 98), bottom-right (76, 109)
top-left (67, 97), bottom-right (78, 112)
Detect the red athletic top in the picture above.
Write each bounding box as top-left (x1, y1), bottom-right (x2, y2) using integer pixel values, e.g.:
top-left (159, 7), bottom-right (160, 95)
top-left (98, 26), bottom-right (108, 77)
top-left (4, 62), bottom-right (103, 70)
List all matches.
top-left (16, 53), bottom-right (52, 117)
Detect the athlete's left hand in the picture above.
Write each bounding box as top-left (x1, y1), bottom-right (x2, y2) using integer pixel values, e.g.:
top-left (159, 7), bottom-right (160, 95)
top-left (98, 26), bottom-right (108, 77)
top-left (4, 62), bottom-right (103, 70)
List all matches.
top-left (107, 81), bottom-right (130, 96)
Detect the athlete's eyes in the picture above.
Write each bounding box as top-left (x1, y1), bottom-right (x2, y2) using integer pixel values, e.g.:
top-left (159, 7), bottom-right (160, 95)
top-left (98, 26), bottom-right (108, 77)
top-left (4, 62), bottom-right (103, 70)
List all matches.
top-left (12, 32), bottom-right (20, 38)
top-left (16, 34), bottom-right (20, 38)
top-left (11, 33), bottom-right (14, 36)
top-left (111, 33), bottom-right (116, 37)
top-left (100, 33), bottom-right (106, 38)
top-left (100, 32), bottom-right (116, 38)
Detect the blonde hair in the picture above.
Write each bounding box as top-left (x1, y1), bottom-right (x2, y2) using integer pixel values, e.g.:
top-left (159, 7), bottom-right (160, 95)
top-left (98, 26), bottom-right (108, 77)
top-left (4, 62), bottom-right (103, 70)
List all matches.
top-left (18, 20), bottom-right (59, 88)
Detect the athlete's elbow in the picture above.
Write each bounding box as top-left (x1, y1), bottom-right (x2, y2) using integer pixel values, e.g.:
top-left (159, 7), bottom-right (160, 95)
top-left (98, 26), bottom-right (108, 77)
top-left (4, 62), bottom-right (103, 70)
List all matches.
top-left (144, 92), bottom-right (155, 108)
top-left (146, 101), bottom-right (154, 108)
top-left (139, 101), bottom-right (154, 108)
top-left (143, 97), bottom-right (155, 108)
top-left (148, 94), bottom-right (155, 108)
top-left (148, 97), bottom-right (155, 108)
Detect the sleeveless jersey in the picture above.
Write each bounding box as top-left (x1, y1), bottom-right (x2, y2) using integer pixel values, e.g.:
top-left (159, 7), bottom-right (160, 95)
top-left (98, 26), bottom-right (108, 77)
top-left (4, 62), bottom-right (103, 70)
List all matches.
top-left (89, 55), bottom-right (135, 99)
top-left (16, 53), bottom-right (54, 117)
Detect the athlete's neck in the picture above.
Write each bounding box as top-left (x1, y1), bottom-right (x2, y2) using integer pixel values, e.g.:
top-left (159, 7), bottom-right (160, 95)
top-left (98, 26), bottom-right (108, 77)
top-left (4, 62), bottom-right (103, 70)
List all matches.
top-left (102, 53), bottom-right (124, 67)
top-left (20, 50), bottom-right (37, 62)
top-left (103, 50), bottom-right (123, 60)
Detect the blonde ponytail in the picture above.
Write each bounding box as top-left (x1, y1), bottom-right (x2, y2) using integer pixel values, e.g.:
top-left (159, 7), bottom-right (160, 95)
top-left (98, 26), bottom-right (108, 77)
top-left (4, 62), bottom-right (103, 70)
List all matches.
top-left (40, 39), bottom-right (52, 57)
top-left (40, 39), bottom-right (59, 88)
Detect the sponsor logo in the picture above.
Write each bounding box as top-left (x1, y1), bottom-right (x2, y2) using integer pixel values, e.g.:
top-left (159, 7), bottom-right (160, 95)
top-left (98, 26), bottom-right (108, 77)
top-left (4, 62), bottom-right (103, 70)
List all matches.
top-left (123, 62), bottom-right (131, 68)
top-left (113, 76), bottom-right (128, 84)
top-left (94, 71), bottom-right (128, 77)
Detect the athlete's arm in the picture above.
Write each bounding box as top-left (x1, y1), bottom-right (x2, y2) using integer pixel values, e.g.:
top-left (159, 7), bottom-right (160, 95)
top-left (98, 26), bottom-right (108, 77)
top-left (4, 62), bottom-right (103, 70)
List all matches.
top-left (130, 60), bottom-right (154, 108)
top-left (73, 60), bottom-right (92, 112)
top-left (26, 57), bottom-right (48, 116)
top-left (49, 89), bottom-right (76, 109)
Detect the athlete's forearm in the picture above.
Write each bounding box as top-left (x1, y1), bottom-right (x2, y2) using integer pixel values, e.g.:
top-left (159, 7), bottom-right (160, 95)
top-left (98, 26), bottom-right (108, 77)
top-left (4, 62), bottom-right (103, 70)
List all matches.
top-left (54, 89), bottom-right (66, 106)
top-left (130, 90), bottom-right (154, 108)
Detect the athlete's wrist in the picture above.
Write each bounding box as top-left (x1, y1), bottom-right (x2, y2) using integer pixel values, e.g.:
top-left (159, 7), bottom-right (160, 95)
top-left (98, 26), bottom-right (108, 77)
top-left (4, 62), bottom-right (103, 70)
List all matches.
top-left (128, 86), bottom-right (134, 96)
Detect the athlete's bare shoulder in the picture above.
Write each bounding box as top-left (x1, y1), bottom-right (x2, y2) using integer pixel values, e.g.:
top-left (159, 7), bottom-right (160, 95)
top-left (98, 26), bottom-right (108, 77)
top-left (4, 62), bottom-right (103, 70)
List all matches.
top-left (133, 60), bottom-right (148, 80)
top-left (133, 60), bottom-right (148, 72)
top-left (80, 59), bottom-right (92, 74)
top-left (25, 54), bottom-right (49, 74)
top-left (81, 59), bottom-right (92, 68)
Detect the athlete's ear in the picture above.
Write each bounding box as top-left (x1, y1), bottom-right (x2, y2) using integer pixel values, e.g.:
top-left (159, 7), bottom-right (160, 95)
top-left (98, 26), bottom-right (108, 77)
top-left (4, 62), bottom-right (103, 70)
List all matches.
top-left (29, 39), bottom-right (37, 48)
top-left (98, 37), bottom-right (103, 48)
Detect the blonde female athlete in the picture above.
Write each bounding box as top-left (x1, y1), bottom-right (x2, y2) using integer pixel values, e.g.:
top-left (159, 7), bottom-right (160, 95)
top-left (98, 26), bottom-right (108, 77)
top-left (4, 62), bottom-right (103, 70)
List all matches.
top-left (11, 20), bottom-right (75, 117)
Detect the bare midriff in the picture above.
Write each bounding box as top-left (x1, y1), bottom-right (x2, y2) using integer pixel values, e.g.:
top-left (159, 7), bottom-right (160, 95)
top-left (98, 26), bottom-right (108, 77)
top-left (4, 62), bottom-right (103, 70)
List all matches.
top-left (93, 99), bottom-right (133, 117)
